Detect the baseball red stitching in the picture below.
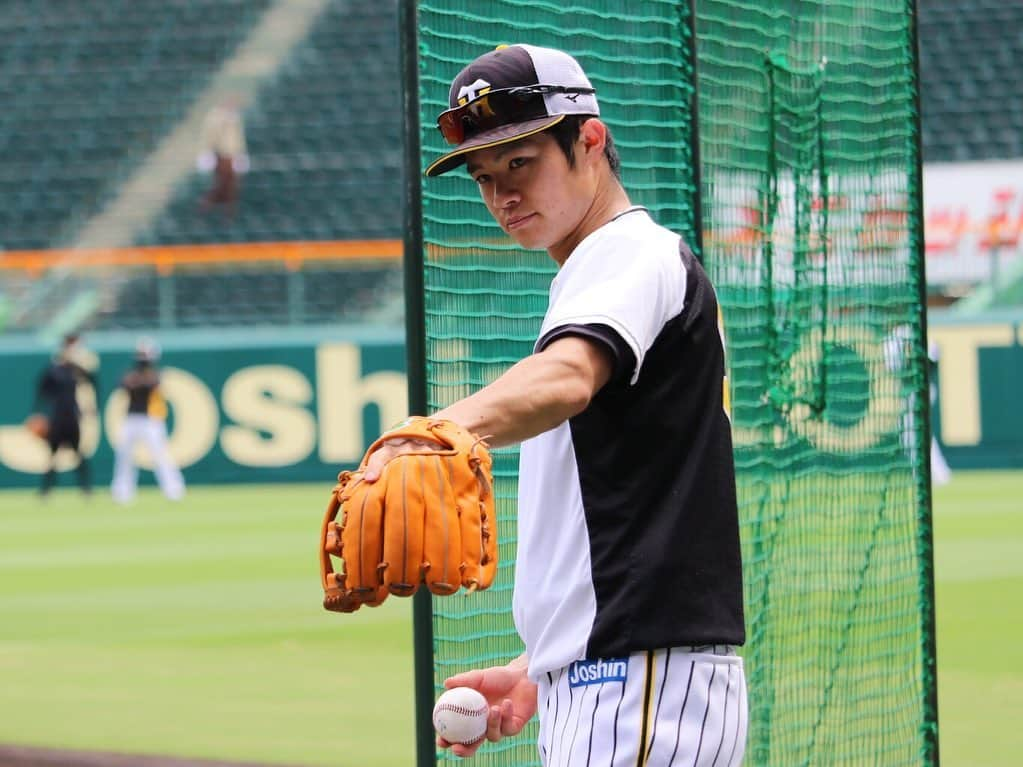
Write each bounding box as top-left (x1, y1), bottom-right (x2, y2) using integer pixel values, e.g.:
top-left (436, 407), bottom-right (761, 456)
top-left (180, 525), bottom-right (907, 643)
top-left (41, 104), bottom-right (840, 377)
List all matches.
top-left (436, 702), bottom-right (488, 717)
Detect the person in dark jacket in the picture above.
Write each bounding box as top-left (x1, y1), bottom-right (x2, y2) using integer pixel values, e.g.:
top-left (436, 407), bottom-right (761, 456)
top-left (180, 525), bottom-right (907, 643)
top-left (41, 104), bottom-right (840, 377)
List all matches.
top-left (33, 334), bottom-right (96, 496)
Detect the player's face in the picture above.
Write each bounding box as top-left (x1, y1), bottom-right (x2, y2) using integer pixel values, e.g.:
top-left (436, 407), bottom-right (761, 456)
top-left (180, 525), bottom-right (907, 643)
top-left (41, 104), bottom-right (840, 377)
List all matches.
top-left (465, 132), bottom-right (598, 260)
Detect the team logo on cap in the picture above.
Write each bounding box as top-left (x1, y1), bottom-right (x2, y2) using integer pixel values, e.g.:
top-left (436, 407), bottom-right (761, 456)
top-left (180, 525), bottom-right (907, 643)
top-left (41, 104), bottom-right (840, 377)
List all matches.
top-left (457, 78), bottom-right (492, 106)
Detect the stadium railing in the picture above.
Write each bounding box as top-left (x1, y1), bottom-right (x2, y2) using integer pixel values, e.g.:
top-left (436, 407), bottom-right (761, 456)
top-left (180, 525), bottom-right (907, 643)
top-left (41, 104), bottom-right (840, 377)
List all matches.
top-left (0, 240), bottom-right (403, 332)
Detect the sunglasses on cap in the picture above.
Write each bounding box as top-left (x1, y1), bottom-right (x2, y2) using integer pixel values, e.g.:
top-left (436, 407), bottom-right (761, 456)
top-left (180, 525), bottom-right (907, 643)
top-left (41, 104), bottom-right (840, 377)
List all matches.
top-left (436, 84), bottom-right (596, 146)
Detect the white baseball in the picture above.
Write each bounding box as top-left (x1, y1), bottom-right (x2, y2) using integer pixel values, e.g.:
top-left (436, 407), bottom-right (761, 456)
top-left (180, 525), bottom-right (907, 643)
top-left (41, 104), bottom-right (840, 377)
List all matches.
top-left (432, 686), bottom-right (489, 745)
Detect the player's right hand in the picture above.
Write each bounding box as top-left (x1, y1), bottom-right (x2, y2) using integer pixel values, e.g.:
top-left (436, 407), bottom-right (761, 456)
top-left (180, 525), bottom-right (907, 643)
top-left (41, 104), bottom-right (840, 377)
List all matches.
top-left (437, 658), bottom-right (537, 758)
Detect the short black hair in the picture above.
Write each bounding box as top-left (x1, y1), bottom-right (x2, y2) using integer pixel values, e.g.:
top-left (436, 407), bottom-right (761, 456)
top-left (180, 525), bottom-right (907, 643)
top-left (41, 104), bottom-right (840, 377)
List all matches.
top-left (546, 116), bottom-right (621, 180)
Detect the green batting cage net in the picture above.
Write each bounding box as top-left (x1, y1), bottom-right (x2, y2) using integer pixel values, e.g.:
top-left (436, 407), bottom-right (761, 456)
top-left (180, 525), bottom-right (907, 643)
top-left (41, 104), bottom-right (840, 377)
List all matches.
top-left (409, 1), bottom-right (937, 765)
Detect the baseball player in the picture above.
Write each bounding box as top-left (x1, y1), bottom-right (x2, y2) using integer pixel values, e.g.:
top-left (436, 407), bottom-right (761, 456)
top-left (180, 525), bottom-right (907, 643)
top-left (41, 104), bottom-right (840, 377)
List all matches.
top-left (926, 340), bottom-right (952, 485)
top-left (33, 333), bottom-right (96, 496)
top-left (110, 338), bottom-right (185, 503)
top-left (366, 45), bottom-right (747, 765)
top-left (883, 325), bottom-right (951, 486)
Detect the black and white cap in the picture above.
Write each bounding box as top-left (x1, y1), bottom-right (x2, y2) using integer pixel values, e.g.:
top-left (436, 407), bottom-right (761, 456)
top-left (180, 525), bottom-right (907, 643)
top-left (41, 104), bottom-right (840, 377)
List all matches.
top-left (426, 44), bottom-right (600, 177)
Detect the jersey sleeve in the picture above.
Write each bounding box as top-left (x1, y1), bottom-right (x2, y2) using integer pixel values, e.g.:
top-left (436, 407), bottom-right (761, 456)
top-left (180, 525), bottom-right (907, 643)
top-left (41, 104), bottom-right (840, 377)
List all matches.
top-left (538, 233), bottom-right (687, 385)
top-left (537, 323), bottom-right (638, 386)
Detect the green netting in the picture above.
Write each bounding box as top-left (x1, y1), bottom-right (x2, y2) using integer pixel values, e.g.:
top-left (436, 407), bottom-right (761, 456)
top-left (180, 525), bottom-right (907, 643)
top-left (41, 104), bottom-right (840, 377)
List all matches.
top-left (416, 4), bottom-right (696, 764)
top-left (414, 1), bottom-right (936, 765)
top-left (697, 1), bottom-right (936, 764)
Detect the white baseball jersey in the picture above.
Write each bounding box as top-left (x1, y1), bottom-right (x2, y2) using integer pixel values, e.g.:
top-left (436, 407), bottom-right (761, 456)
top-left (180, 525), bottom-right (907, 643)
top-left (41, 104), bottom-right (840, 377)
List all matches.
top-left (513, 207), bottom-right (745, 679)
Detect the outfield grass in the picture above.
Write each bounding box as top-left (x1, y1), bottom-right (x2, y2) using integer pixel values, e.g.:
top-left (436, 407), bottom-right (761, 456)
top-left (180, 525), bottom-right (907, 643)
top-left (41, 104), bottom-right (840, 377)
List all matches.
top-left (0, 484), bottom-right (415, 767)
top-left (0, 471), bottom-right (1020, 766)
top-left (932, 471), bottom-right (1023, 767)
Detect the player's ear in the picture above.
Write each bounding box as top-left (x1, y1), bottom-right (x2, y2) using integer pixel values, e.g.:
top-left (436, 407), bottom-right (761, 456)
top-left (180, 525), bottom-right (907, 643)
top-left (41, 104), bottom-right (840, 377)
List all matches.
top-left (578, 118), bottom-right (607, 164)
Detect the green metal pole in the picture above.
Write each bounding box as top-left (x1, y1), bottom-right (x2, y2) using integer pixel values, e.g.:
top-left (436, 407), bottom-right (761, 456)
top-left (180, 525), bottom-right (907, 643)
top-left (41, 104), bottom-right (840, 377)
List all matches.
top-left (685, 0), bottom-right (705, 260)
top-left (909, 0), bottom-right (941, 763)
top-left (399, 3), bottom-right (436, 766)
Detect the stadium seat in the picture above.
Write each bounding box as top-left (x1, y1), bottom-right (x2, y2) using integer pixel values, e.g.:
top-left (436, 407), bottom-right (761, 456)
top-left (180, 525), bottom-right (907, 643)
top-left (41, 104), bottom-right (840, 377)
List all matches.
top-left (918, 0), bottom-right (1023, 162)
top-left (21, 0), bottom-right (1022, 329)
top-left (0, 0), bottom-right (274, 252)
top-left (137, 0), bottom-right (403, 249)
top-left (86, 261), bottom-right (403, 331)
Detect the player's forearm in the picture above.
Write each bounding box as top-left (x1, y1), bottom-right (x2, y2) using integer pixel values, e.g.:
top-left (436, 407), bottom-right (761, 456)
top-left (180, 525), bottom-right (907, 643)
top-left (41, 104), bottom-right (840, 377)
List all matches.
top-left (433, 352), bottom-right (593, 448)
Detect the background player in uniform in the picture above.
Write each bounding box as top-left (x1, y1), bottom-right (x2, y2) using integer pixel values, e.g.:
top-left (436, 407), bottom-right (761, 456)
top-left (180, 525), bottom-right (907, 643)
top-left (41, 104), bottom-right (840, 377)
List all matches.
top-left (883, 324), bottom-right (951, 486)
top-left (111, 338), bottom-right (185, 503)
top-left (32, 333), bottom-right (96, 496)
top-left (364, 45), bottom-right (747, 765)
top-left (925, 339), bottom-right (952, 485)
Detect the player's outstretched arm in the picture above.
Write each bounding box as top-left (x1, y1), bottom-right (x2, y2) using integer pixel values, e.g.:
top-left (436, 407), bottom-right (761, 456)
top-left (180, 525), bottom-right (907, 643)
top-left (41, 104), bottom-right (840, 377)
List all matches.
top-left (362, 335), bottom-right (612, 482)
top-left (435, 335), bottom-right (613, 448)
top-left (438, 653), bottom-right (537, 759)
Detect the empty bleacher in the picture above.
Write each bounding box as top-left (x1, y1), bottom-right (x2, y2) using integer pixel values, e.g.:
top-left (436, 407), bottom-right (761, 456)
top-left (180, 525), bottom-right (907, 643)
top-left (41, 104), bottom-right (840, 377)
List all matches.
top-left (0, 0), bottom-right (1015, 248)
top-left (109, 0), bottom-right (406, 330)
top-left (0, 0), bottom-right (273, 252)
top-left (137, 0), bottom-right (403, 246)
top-left (86, 262), bottom-right (400, 330)
top-left (918, 0), bottom-right (1023, 162)
top-left (3, 0), bottom-right (1014, 330)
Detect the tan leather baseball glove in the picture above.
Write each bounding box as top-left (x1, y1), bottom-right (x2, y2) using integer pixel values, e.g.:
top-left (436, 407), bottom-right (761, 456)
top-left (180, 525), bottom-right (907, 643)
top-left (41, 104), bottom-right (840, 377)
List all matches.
top-left (319, 417), bottom-right (497, 613)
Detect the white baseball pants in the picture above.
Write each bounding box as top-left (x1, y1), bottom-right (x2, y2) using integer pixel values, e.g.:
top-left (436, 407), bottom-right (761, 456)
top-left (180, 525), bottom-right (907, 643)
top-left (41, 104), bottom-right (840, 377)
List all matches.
top-left (537, 646), bottom-right (747, 767)
top-left (111, 414), bottom-right (185, 502)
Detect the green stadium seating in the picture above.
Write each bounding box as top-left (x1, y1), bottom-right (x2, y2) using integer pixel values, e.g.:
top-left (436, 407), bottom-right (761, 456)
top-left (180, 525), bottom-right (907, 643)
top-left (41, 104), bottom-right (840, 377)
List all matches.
top-left (86, 264), bottom-right (401, 330)
top-left (2, 0), bottom-right (1016, 331)
top-left (0, 0), bottom-right (273, 252)
top-left (918, 0), bottom-right (1023, 161)
top-left (0, 0), bottom-right (1013, 250)
top-left (109, 1), bottom-right (405, 330)
top-left (137, 0), bottom-right (403, 246)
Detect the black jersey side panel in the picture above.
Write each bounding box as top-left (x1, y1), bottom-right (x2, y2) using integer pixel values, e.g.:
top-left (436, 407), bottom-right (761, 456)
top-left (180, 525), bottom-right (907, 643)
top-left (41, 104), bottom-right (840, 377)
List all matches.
top-left (566, 246), bottom-right (745, 656)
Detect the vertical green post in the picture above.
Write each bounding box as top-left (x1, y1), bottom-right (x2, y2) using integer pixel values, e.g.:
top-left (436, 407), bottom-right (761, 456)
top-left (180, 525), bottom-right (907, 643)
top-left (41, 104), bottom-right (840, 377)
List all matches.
top-left (399, 2), bottom-right (437, 766)
top-left (685, 0), bottom-right (705, 260)
top-left (909, 0), bottom-right (941, 762)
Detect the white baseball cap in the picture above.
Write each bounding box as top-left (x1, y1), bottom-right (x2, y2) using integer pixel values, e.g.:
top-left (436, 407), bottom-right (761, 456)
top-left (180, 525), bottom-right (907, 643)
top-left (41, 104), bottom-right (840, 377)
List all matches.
top-left (135, 337), bottom-right (161, 362)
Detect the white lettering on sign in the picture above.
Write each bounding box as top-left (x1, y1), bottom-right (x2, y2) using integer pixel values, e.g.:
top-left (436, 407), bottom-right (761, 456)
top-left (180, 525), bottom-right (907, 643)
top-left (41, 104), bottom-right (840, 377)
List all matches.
top-left (1, 344), bottom-right (408, 475)
top-left (786, 325), bottom-right (901, 453)
top-left (316, 342), bottom-right (407, 463)
top-left (7, 329), bottom-right (1008, 475)
top-left (729, 325), bottom-right (901, 453)
top-left (927, 324), bottom-right (1015, 446)
top-left (220, 365), bottom-right (316, 466)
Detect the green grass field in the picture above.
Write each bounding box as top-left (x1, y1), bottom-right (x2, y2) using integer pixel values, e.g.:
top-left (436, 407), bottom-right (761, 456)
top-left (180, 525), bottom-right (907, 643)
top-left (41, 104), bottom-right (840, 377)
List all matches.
top-left (0, 471), bottom-right (1020, 766)
top-left (0, 484), bottom-right (415, 767)
top-left (931, 471), bottom-right (1023, 767)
